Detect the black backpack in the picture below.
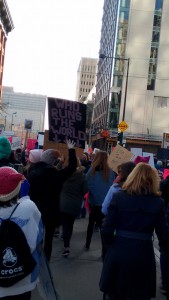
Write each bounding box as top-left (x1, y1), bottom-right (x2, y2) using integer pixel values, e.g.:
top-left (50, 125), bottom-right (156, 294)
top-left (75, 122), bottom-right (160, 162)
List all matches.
top-left (0, 203), bottom-right (37, 287)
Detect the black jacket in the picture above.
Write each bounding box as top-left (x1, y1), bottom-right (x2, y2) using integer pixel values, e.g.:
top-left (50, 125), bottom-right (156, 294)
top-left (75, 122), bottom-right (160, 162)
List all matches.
top-left (27, 149), bottom-right (77, 222)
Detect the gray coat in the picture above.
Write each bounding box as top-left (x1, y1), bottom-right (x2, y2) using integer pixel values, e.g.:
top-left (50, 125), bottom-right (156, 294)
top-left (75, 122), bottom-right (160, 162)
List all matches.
top-left (60, 170), bottom-right (88, 216)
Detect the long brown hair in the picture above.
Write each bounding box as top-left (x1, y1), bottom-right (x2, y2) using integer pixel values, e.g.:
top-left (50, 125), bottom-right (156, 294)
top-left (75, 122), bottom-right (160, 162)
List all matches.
top-left (122, 162), bottom-right (161, 196)
top-left (116, 161), bottom-right (136, 185)
top-left (91, 151), bottom-right (110, 181)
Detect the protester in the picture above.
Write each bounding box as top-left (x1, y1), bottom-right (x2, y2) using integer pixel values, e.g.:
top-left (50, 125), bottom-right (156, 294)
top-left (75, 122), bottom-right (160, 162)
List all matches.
top-left (85, 151), bottom-right (115, 250)
top-left (60, 158), bottom-right (88, 257)
top-left (158, 174), bottom-right (169, 295)
top-left (0, 136), bottom-right (13, 168)
top-left (0, 167), bottom-right (43, 300)
top-left (100, 162), bottom-right (169, 300)
top-left (27, 140), bottom-right (77, 261)
top-left (102, 161), bottom-right (136, 216)
top-left (24, 149), bottom-right (43, 177)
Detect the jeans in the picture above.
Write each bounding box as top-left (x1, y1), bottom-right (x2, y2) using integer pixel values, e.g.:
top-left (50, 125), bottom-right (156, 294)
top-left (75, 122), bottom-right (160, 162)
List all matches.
top-left (61, 212), bottom-right (76, 248)
top-left (86, 205), bottom-right (104, 247)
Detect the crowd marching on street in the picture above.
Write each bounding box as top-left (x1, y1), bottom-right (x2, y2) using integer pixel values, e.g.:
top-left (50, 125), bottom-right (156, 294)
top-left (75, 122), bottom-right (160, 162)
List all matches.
top-left (0, 135), bottom-right (169, 300)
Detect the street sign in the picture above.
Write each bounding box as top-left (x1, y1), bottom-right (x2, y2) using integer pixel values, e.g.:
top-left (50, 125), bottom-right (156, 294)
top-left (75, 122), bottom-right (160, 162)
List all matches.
top-left (118, 121), bottom-right (128, 132)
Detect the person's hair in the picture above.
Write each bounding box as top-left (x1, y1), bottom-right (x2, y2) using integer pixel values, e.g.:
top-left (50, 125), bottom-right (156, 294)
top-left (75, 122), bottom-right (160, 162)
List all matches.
top-left (122, 162), bottom-right (161, 196)
top-left (0, 195), bottom-right (18, 207)
top-left (91, 151), bottom-right (110, 181)
top-left (116, 161), bottom-right (136, 185)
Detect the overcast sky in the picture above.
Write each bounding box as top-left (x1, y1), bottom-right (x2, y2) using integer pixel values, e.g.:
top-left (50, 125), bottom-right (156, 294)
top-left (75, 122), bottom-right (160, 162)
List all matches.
top-left (2, 0), bottom-right (103, 100)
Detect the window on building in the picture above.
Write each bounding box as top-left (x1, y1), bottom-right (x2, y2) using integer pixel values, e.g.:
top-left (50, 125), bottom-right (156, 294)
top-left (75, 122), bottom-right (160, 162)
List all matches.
top-left (147, 75), bottom-right (155, 90)
top-left (155, 0), bottom-right (163, 12)
top-left (153, 15), bottom-right (161, 27)
top-left (121, 0), bottom-right (130, 7)
top-left (156, 96), bottom-right (168, 108)
top-left (152, 30), bottom-right (160, 43)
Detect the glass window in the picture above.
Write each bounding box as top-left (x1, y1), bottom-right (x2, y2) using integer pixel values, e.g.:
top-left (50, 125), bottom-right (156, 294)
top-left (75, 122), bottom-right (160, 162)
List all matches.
top-left (148, 63), bottom-right (157, 74)
top-left (153, 15), bottom-right (161, 27)
top-left (121, 0), bottom-right (130, 8)
top-left (116, 43), bottom-right (126, 56)
top-left (150, 47), bottom-right (158, 60)
top-left (119, 11), bottom-right (129, 23)
top-left (152, 31), bottom-right (160, 43)
top-left (147, 75), bottom-right (155, 90)
top-left (118, 27), bottom-right (128, 40)
top-left (155, 0), bottom-right (163, 11)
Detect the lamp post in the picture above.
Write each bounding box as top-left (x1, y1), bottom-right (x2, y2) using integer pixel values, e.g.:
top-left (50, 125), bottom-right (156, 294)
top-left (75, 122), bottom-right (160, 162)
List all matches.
top-left (11, 112), bottom-right (17, 131)
top-left (99, 53), bottom-right (130, 145)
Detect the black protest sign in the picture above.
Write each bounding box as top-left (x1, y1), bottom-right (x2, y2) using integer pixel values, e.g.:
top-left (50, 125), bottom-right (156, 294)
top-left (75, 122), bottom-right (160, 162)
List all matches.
top-left (48, 98), bottom-right (86, 148)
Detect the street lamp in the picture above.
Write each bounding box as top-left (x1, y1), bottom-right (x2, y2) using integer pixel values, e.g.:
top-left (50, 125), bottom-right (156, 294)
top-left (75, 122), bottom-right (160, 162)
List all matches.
top-left (11, 112), bottom-right (17, 131)
top-left (99, 53), bottom-right (130, 145)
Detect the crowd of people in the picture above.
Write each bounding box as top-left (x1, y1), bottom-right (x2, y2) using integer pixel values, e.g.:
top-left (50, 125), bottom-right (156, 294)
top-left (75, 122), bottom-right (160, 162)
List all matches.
top-left (0, 135), bottom-right (169, 299)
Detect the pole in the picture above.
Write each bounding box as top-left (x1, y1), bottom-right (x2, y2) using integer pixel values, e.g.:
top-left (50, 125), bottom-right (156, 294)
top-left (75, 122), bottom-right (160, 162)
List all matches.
top-left (120, 58), bottom-right (130, 145)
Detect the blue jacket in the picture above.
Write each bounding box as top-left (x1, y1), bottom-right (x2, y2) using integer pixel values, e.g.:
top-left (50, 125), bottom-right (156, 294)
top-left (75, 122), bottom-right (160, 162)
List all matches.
top-left (102, 183), bottom-right (121, 215)
top-left (86, 167), bottom-right (115, 206)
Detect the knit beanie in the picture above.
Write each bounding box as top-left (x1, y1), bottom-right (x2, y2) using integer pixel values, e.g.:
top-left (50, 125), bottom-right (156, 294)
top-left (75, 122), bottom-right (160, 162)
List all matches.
top-left (0, 167), bottom-right (24, 202)
top-left (0, 136), bottom-right (11, 160)
top-left (28, 149), bottom-right (43, 163)
top-left (41, 149), bottom-right (60, 165)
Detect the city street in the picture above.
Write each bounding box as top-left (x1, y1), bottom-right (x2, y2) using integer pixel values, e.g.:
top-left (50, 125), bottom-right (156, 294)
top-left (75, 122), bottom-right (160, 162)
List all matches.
top-left (32, 218), bottom-right (166, 300)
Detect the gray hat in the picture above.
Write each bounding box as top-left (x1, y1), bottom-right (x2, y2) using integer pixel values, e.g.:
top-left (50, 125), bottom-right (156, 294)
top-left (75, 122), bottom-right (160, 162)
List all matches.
top-left (41, 149), bottom-right (60, 165)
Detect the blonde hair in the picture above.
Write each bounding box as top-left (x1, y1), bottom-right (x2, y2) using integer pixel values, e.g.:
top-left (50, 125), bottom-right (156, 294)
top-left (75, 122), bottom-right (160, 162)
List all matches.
top-left (91, 151), bottom-right (110, 181)
top-left (122, 162), bottom-right (161, 196)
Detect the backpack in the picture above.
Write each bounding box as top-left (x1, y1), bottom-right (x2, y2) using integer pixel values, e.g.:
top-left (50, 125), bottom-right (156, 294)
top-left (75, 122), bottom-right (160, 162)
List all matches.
top-left (0, 203), bottom-right (37, 287)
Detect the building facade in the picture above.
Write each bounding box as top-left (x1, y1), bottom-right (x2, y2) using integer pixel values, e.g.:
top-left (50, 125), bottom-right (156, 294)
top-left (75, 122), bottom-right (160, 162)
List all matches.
top-left (93, 0), bottom-right (169, 142)
top-left (75, 57), bottom-right (98, 102)
top-left (0, 0), bottom-right (14, 109)
top-left (1, 86), bottom-right (46, 138)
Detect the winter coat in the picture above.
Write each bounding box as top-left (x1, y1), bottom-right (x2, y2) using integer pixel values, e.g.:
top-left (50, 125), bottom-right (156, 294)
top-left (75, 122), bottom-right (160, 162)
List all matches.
top-left (0, 196), bottom-right (43, 298)
top-left (100, 190), bottom-right (169, 299)
top-left (102, 183), bottom-right (121, 215)
top-left (160, 176), bottom-right (169, 208)
top-left (60, 170), bottom-right (88, 216)
top-left (86, 167), bottom-right (115, 207)
top-left (27, 149), bottom-right (77, 223)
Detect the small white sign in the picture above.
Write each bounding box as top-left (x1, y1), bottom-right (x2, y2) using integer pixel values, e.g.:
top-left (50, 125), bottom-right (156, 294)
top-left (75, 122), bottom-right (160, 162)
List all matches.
top-left (11, 137), bottom-right (22, 150)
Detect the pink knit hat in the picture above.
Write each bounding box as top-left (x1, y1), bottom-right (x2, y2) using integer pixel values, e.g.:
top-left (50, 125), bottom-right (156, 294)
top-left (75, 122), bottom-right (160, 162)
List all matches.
top-left (0, 167), bottom-right (24, 202)
top-left (28, 149), bottom-right (43, 163)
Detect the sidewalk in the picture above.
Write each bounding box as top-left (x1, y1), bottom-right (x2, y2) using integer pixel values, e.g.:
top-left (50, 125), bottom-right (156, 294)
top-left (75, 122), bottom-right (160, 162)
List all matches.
top-left (32, 217), bottom-right (166, 300)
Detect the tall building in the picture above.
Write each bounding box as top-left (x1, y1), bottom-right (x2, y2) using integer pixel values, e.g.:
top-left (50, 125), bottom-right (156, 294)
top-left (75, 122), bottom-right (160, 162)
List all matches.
top-left (0, 0), bottom-right (14, 109)
top-left (75, 57), bottom-right (98, 102)
top-left (93, 0), bottom-right (169, 141)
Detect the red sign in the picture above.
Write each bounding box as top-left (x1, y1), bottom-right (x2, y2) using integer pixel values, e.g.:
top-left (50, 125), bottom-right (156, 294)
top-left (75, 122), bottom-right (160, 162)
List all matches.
top-left (27, 139), bottom-right (37, 151)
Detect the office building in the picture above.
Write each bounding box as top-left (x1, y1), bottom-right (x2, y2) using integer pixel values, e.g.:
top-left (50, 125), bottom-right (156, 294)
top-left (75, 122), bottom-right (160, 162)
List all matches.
top-left (0, 0), bottom-right (14, 108)
top-left (93, 0), bottom-right (169, 142)
top-left (1, 86), bottom-right (46, 137)
top-left (75, 57), bottom-right (98, 102)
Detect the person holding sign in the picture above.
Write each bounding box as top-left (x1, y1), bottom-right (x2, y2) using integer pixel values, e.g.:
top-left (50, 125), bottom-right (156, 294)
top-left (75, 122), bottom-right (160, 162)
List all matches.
top-left (27, 140), bottom-right (77, 261)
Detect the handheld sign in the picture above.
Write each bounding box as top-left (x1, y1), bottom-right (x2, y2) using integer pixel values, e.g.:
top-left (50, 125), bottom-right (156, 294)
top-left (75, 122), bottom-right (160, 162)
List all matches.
top-left (108, 144), bottom-right (134, 173)
top-left (48, 97), bottom-right (86, 149)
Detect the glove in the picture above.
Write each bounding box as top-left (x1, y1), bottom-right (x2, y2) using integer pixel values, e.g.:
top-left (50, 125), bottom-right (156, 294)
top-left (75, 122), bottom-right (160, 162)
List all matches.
top-left (66, 139), bottom-right (76, 149)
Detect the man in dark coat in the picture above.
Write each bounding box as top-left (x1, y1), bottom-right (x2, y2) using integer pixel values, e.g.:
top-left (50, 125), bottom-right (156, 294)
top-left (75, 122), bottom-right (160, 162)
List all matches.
top-left (27, 140), bottom-right (77, 261)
